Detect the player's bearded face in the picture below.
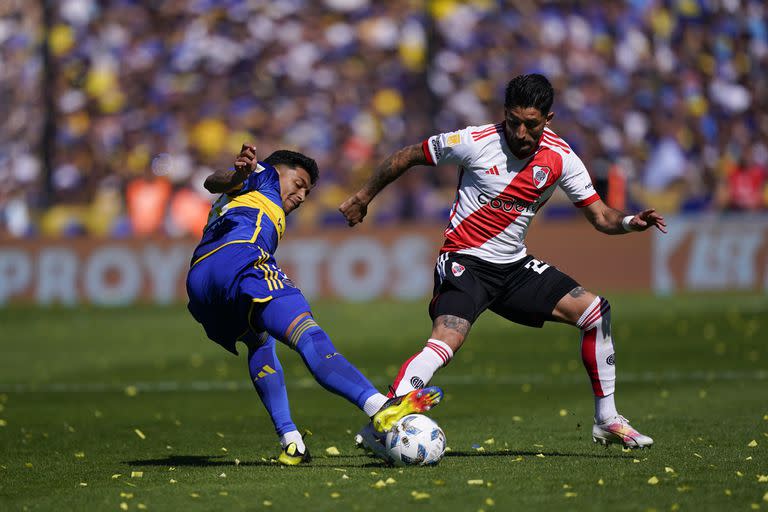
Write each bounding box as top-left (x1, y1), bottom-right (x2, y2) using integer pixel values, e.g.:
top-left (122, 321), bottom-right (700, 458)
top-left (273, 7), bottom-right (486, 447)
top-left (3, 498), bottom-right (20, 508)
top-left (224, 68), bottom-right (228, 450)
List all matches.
top-left (504, 106), bottom-right (552, 158)
top-left (277, 166), bottom-right (313, 214)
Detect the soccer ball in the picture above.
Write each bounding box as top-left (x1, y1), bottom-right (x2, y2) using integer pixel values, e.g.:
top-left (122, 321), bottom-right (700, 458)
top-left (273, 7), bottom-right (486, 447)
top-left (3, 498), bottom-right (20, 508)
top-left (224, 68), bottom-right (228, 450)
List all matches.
top-left (385, 414), bottom-right (446, 466)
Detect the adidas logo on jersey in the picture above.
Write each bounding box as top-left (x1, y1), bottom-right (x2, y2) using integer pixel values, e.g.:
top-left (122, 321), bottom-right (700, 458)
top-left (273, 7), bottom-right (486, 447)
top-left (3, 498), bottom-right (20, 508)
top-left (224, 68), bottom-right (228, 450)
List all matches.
top-left (484, 165), bottom-right (499, 175)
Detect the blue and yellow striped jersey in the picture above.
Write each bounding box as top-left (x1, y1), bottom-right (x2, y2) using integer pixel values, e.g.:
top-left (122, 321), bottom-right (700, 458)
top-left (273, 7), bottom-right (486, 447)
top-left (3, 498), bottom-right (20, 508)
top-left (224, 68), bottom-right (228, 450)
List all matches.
top-left (191, 162), bottom-right (285, 268)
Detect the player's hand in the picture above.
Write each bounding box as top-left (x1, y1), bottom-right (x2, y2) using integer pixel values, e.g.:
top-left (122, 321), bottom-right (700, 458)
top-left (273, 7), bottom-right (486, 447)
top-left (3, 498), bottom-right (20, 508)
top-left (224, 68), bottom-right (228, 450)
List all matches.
top-left (234, 143), bottom-right (257, 178)
top-left (629, 208), bottom-right (668, 233)
top-left (339, 192), bottom-right (370, 227)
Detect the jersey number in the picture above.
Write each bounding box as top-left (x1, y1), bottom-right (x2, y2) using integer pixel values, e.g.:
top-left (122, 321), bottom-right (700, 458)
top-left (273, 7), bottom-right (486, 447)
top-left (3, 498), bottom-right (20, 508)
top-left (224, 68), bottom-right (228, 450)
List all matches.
top-left (524, 258), bottom-right (550, 274)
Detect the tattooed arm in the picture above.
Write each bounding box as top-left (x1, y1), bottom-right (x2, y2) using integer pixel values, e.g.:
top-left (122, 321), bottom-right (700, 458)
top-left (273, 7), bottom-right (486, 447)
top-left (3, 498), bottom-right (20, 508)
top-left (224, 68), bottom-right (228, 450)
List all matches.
top-left (339, 143), bottom-right (429, 226)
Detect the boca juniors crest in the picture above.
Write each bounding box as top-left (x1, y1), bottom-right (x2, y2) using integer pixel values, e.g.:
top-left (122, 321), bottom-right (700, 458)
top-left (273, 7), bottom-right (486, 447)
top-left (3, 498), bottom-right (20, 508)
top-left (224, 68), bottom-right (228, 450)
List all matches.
top-left (532, 165), bottom-right (551, 189)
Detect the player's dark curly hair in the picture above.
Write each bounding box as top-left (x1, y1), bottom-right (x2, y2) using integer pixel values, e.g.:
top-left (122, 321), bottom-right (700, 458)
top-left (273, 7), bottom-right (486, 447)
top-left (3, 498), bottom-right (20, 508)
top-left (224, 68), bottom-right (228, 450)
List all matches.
top-left (504, 74), bottom-right (554, 114)
top-left (264, 150), bottom-right (319, 185)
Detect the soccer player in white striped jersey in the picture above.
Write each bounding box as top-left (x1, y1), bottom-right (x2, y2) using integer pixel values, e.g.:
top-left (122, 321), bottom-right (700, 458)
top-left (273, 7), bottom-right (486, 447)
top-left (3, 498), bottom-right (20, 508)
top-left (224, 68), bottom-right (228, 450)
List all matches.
top-left (341, 74), bottom-right (666, 451)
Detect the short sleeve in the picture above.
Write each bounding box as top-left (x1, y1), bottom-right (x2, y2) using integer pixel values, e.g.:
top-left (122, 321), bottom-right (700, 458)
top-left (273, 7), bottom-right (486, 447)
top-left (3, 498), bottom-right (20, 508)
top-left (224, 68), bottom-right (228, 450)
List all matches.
top-left (558, 151), bottom-right (600, 207)
top-left (421, 128), bottom-right (473, 167)
top-left (239, 163), bottom-right (273, 194)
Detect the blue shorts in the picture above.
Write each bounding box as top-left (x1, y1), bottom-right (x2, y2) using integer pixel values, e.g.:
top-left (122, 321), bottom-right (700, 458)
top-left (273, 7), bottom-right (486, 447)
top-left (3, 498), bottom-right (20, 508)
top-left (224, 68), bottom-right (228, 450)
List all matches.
top-left (186, 244), bottom-right (305, 354)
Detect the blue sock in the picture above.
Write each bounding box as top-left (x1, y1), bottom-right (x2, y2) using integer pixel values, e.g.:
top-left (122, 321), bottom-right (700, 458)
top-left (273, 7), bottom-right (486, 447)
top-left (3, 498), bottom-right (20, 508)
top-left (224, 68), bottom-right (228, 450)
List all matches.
top-left (289, 316), bottom-right (379, 410)
top-left (247, 335), bottom-right (297, 437)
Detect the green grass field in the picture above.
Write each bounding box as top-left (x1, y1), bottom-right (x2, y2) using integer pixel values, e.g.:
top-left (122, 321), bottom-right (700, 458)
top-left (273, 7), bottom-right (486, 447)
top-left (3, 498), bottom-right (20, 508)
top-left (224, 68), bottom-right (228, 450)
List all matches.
top-left (1, 294), bottom-right (766, 511)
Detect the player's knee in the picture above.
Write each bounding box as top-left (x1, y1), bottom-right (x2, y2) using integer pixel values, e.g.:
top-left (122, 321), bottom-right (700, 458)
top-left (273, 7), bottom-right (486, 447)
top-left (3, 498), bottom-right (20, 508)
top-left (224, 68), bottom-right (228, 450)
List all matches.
top-left (574, 295), bottom-right (612, 330)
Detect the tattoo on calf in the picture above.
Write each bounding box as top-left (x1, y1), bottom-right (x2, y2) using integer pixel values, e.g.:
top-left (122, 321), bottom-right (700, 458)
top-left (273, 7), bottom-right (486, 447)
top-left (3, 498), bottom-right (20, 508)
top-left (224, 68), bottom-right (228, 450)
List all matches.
top-left (569, 286), bottom-right (587, 298)
top-left (440, 315), bottom-right (471, 336)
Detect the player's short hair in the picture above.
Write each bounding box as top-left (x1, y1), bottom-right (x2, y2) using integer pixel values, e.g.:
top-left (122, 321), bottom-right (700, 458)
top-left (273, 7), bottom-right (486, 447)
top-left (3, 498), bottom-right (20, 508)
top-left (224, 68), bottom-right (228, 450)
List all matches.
top-left (504, 74), bottom-right (554, 115)
top-left (264, 150), bottom-right (319, 184)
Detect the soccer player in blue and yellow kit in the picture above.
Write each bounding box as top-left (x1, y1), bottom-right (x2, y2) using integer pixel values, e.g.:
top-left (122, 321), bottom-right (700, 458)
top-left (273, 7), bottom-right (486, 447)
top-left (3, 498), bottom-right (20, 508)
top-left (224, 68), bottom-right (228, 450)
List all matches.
top-left (187, 144), bottom-right (443, 464)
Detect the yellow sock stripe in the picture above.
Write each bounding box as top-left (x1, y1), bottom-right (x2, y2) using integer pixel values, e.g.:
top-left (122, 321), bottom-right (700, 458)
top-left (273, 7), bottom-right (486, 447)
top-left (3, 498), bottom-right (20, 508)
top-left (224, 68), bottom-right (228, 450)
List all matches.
top-left (289, 318), bottom-right (319, 347)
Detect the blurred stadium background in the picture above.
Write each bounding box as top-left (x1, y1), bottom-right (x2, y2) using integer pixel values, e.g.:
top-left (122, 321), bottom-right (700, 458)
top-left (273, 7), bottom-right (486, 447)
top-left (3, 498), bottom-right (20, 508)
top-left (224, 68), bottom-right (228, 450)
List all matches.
top-left (2, 2), bottom-right (767, 510)
top-left (1, 0), bottom-right (767, 306)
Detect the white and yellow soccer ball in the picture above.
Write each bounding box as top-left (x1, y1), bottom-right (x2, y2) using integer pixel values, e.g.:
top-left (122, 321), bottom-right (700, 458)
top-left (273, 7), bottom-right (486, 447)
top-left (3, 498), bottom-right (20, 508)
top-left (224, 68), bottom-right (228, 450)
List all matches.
top-left (385, 414), bottom-right (446, 466)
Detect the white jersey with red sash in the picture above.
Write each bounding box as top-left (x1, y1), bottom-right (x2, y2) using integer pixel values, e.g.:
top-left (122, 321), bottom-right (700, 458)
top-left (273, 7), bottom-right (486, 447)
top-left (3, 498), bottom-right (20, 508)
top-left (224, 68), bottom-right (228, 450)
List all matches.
top-left (422, 124), bottom-right (599, 264)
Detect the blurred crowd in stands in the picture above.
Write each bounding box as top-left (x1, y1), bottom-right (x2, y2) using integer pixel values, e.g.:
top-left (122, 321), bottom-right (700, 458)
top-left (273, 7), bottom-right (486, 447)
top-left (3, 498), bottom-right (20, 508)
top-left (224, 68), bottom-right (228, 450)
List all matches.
top-left (1, 0), bottom-right (767, 238)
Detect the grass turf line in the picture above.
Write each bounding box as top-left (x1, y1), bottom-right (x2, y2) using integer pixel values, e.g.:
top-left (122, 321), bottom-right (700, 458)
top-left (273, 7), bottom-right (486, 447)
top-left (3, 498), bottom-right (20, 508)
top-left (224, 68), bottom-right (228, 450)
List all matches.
top-left (0, 294), bottom-right (766, 511)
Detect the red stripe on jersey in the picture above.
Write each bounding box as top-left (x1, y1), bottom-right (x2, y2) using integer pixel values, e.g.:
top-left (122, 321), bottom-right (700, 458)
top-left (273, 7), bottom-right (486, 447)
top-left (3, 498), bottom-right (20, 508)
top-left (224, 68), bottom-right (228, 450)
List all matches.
top-left (471, 123), bottom-right (503, 141)
top-left (541, 133), bottom-right (571, 153)
top-left (445, 167), bottom-right (465, 230)
top-left (442, 163), bottom-right (543, 252)
top-left (470, 124), bottom-right (498, 137)
top-left (581, 327), bottom-right (604, 396)
top-left (574, 193), bottom-right (600, 208)
top-left (543, 129), bottom-right (570, 146)
top-left (422, 139), bottom-right (435, 165)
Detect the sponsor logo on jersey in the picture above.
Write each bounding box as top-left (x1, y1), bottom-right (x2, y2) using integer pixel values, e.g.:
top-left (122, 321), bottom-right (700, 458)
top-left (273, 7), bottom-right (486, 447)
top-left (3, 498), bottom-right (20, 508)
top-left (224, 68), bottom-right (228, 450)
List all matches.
top-left (410, 376), bottom-right (425, 389)
top-left (585, 183), bottom-right (593, 190)
top-left (606, 353), bottom-right (615, 366)
top-left (451, 261), bottom-right (465, 277)
top-left (431, 138), bottom-right (443, 161)
top-left (446, 132), bottom-right (461, 146)
top-left (532, 165), bottom-right (551, 189)
top-left (477, 193), bottom-right (538, 213)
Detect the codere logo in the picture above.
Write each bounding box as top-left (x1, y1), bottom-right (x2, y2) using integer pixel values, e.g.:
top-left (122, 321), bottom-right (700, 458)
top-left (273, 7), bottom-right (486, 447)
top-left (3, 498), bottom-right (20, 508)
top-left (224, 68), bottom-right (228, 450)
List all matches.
top-left (477, 193), bottom-right (538, 213)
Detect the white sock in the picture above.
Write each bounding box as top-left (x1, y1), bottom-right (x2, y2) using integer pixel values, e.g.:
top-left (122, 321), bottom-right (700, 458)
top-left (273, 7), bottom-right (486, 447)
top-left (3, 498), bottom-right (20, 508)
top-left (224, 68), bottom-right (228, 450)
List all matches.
top-left (392, 339), bottom-right (454, 396)
top-left (362, 393), bottom-right (389, 417)
top-left (595, 394), bottom-right (618, 423)
top-left (280, 430), bottom-right (305, 451)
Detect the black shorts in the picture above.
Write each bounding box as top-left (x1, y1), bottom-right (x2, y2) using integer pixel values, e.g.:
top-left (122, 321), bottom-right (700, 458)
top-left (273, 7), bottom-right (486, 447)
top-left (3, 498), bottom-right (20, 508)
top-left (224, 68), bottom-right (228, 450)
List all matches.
top-left (429, 252), bottom-right (580, 328)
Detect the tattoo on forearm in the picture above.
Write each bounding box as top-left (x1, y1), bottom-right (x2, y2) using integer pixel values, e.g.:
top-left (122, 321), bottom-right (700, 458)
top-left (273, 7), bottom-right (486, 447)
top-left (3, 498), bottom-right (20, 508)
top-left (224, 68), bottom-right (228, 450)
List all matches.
top-left (440, 315), bottom-right (471, 336)
top-left (367, 144), bottom-right (425, 196)
top-left (569, 286), bottom-right (587, 298)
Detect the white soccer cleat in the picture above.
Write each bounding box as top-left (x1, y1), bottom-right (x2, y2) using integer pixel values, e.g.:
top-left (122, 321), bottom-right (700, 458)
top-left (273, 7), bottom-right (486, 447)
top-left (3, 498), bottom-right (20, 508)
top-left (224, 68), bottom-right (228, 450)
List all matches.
top-left (354, 422), bottom-right (389, 460)
top-left (592, 415), bottom-right (654, 449)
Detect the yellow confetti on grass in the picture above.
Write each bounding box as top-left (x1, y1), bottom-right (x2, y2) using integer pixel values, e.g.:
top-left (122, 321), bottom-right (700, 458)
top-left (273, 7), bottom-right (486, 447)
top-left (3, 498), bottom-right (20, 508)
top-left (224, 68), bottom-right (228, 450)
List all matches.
top-left (25, 463), bottom-right (33, 468)
top-left (111, 474), bottom-right (122, 479)
top-left (485, 498), bottom-right (495, 506)
top-left (0, 419), bottom-right (7, 427)
top-left (330, 492), bottom-right (340, 499)
top-left (79, 482), bottom-right (87, 487)
top-left (737, 471), bottom-right (744, 477)
top-left (725, 489), bottom-right (732, 496)
top-left (648, 476), bottom-right (659, 485)
top-left (512, 416), bottom-right (523, 422)
top-left (598, 479), bottom-right (604, 486)
top-left (411, 491), bottom-right (430, 500)
top-left (677, 485), bottom-right (692, 492)
top-left (137, 505), bottom-right (147, 510)
top-left (484, 438), bottom-right (495, 445)
top-left (763, 491), bottom-right (768, 502)
top-left (559, 409), bottom-right (568, 417)
top-left (120, 492), bottom-right (134, 499)
top-left (124, 386), bottom-right (138, 397)
top-left (120, 503), bottom-right (128, 511)
top-left (372, 480), bottom-right (387, 489)
top-left (385, 477), bottom-right (396, 485)
top-left (130, 471), bottom-right (143, 478)
top-left (468, 480), bottom-right (484, 485)
top-left (134, 429), bottom-right (146, 440)
top-left (748, 440), bottom-right (758, 448)
top-left (74, 452), bottom-right (85, 458)
top-left (757, 474), bottom-right (768, 482)
top-left (219, 473), bottom-right (226, 478)
top-left (536, 454), bottom-right (545, 458)
top-left (564, 492), bottom-right (578, 498)
top-left (263, 500), bottom-right (272, 506)
top-left (190, 493), bottom-right (200, 498)
top-left (169, 479), bottom-right (177, 484)
top-left (325, 446), bottom-right (340, 456)
top-left (665, 467), bottom-right (675, 473)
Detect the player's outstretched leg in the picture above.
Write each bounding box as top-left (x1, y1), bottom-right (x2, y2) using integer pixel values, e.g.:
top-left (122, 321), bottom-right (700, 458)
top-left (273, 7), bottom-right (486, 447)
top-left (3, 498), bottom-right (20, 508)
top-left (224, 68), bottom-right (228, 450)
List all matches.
top-left (246, 334), bottom-right (310, 464)
top-left (388, 339), bottom-right (454, 397)
top-left (577, 296), bottom-right (653, 449)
